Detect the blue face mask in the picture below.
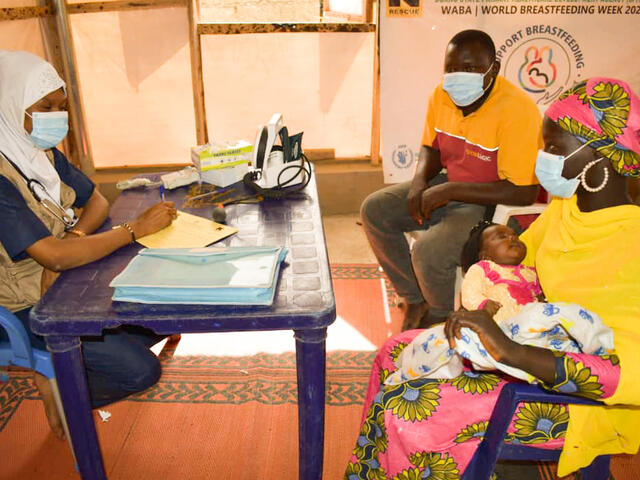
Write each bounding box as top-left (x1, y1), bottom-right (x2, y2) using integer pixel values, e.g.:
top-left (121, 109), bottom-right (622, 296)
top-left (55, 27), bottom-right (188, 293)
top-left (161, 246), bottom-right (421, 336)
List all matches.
top-left (535, 143), bottom-right (589, 198)
top-left (27, 111), bottom-right (69, 150)
top-left (442, 64), bottom-right (494, 107)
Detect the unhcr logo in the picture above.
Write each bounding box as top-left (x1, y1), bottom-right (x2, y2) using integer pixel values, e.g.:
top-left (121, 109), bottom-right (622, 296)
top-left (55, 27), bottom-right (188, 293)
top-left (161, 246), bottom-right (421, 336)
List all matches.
top-left (497, 26), bottom-right (585, 105)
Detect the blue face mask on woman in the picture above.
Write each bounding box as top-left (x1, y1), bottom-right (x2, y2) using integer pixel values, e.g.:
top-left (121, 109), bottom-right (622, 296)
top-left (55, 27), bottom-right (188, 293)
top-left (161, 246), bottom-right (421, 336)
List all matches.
top-left (442, 64), bottom-right (494, 107)
top-left (27, 111), bottom-right (69, 149)
top-left (535, 143), bottom-right (589, 198)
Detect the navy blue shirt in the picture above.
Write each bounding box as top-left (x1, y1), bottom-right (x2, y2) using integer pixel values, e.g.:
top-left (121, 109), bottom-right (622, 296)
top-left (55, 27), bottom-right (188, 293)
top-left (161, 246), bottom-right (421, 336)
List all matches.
top-left (0, 148), bottom-right (95, 261)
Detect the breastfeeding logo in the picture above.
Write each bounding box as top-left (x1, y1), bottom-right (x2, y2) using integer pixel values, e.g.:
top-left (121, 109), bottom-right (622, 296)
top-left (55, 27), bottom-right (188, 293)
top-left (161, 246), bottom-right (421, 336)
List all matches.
top-left (498, 26), bottom-right (585, 105)
top-left (518, 45), bottom-right (558, 94)
top-left (392, 145), bottom-right (415, 169)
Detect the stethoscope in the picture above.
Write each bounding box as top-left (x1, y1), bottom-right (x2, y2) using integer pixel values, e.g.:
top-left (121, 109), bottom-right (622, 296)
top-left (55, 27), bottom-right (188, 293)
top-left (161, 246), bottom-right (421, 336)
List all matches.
top-left (0, 150), bottom-right (78, 228)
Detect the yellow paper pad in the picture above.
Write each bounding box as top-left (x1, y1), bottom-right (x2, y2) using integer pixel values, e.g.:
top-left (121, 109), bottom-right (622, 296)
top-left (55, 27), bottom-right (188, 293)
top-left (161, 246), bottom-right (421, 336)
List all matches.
top-left (137, 210), bottom-right (237, 248)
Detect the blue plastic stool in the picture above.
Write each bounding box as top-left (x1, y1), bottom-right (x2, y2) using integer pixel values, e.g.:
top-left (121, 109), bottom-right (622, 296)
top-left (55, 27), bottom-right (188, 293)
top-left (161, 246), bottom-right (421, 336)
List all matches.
top-left (0, 305), bottom-right (74, 459)
top-left (462, 382), bottom-right (610, 480)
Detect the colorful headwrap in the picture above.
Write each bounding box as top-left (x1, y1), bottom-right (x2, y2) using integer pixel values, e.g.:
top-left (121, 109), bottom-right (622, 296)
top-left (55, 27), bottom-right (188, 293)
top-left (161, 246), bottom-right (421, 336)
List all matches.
top-left (545, 77), bottom-right (640, 178)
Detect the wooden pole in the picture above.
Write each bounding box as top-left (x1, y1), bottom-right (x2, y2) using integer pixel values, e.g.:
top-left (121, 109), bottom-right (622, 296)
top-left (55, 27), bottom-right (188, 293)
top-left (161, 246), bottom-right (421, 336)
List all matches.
top-left (188, 0), bottom-right (208, 145)
top-left (37, 0), bottom-right (72, 161)
top-left (49, 0), bottom-right (94, 175)
top-left (369, 0), bottom-right (380, 165)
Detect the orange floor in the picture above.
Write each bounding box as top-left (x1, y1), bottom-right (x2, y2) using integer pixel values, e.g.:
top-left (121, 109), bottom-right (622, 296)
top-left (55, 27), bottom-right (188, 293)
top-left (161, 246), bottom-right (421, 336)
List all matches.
top-left (1, 265), bottom-right (639, 480)
top-left (0, 265), bottom-right (399, 480)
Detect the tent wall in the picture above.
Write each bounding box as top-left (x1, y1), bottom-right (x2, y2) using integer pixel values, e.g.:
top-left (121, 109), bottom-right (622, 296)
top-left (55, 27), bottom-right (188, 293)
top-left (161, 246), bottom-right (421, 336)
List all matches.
top-left (201, 32), bottom-right (374, 161)
top-left (70, 8), bottom-right (196, 168)
top-left (1, 3), bottom-right (375, 169)
top-left (0, 18), bottom-right (46, 57)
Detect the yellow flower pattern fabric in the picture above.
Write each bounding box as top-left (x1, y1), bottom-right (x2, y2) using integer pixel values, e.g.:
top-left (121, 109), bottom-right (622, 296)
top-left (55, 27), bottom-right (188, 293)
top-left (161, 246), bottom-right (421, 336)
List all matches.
top-left (408, 452), bottom-right (460, 480)
top-left (345, 331), bottom-right (620, 480)
top-left (384, 380), bottom-right (441, 422)
top-left (379, 342), bottom-right (409, 385)
top-left (507, 403), bottom-right (569, 444)
top-left (549, 355), bottom-right (606, 400)
top-left (546, 77), bottom-right (640, 178)
top-left (454, 421), bottom-right (489, 443)
top-left (450, 371), bottom-right (500, 395)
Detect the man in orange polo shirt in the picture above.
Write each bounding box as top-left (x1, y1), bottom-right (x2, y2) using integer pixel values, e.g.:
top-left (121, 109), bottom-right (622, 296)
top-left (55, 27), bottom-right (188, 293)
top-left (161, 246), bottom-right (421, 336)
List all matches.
top-left (361, 29), bottom-right (541, 330)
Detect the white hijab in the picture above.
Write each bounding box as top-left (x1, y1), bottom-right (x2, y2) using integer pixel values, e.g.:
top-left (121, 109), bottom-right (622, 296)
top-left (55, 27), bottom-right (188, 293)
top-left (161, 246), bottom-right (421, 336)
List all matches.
top-left (0, 50), bottom-right (66, 202)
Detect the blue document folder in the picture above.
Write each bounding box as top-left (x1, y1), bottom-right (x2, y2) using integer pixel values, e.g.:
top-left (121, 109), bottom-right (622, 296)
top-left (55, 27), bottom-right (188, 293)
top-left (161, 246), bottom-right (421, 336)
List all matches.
top-left (110, 246), bottom-right (288, 305)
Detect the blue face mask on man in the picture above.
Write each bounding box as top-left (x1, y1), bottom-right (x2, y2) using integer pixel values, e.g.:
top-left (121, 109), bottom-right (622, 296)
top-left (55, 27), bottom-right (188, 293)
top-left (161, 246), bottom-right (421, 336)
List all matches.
top-left (535, 143), bottom-right (589, 198)
top-left (442, 64), bottom-right (494, 107)
top-left (27, 111), bottom-right (69, 150)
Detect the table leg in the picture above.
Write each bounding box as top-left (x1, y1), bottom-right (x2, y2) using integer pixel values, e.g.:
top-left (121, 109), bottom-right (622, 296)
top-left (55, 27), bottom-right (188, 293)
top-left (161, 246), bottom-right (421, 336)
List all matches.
top-left (47, 335), bottom-right (106, 480)
top-left (294, 327), bottom-right (327, 480)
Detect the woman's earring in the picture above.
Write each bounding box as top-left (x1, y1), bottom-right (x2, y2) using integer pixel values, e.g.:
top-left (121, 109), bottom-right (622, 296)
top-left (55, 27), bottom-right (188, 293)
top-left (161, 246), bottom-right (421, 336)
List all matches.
top-left (579, 158), bottom-right (609, 193)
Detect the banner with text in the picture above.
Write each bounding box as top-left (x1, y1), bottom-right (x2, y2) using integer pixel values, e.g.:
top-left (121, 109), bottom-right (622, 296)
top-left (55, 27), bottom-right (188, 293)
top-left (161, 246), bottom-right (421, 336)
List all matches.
top-left (380, 0), bottom-right (640, 182)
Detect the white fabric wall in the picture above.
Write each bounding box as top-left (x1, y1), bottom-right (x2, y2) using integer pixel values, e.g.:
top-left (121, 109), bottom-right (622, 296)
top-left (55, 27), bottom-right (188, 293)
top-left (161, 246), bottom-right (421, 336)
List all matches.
top-left (1, 10), bottom-right (374, 168)
top-left (0, 18), bottom-right (46, 58)
top-left (201, 32), bottom-right (373, 159)
top-left (70, 12), bottom-right (373, 167)
top-left (70, 8), bottom-right (196, 168)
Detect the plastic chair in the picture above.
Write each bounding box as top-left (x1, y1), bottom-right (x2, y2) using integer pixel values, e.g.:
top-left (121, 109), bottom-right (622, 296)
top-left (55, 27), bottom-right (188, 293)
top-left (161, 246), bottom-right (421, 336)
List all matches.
top-left (0, 305), bottom-right (74, 456)
top-left (0, 306), bottom-right (56, 379)
top-left (492, 203), bottom-right (547, 226)
top-left (462, 383), bottom-right (610, 479)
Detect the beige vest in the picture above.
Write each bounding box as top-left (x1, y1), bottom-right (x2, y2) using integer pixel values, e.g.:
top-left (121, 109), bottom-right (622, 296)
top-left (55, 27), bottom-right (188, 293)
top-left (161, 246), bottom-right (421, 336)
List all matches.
top-left (0, 151), bottom-right (76, 312)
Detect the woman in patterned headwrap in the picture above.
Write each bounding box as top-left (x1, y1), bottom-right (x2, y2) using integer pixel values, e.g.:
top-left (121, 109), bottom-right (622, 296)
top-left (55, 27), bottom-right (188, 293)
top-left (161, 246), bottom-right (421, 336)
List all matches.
top-left (0, 51), bottom-right (177, 438)
top-left (345, 77), bottom-right (640, 480)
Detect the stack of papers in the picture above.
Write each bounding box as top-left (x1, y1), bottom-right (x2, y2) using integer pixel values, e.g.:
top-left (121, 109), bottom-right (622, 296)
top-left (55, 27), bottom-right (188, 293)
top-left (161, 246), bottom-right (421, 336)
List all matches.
top-left (137, 210), bottom-right (237, 249)
top-left (110, 246), bottom-right (287, 305)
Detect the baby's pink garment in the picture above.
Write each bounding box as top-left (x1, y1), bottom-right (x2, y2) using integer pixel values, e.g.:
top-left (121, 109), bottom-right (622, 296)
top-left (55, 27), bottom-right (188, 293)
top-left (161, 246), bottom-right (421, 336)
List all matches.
top-left (462, 260), bottom-right (542, 323)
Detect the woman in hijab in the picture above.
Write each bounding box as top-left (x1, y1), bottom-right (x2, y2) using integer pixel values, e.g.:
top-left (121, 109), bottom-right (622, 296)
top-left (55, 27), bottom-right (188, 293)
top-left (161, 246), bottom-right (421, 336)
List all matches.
top-left (0, 50), bottom-right (177, 438)
top-left (345, 77), bottom-right (640, 479)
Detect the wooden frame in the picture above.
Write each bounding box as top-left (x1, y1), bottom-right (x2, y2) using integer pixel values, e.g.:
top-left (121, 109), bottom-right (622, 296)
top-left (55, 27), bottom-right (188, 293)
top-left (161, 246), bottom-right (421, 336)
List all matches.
top-left (188, 0), bottom-right (208, 145)
top-left (1, 0), bottom-right (381, 167)
top-left (197, 22), bottom-right (374, 35)
top-left (369, 0), bottom-right (380, 164)
top-left (0, 1), bottom-right (186, 21)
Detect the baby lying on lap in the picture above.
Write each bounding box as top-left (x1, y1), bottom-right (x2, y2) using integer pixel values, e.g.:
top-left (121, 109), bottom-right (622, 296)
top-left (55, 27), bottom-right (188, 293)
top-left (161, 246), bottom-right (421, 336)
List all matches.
top-left (385, 221), bottom-right (614, 385)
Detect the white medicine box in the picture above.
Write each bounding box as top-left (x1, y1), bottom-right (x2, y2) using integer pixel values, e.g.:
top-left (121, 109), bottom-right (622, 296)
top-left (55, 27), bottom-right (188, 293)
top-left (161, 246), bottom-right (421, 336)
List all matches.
top-left (191, 140), bottom-right (252, 187)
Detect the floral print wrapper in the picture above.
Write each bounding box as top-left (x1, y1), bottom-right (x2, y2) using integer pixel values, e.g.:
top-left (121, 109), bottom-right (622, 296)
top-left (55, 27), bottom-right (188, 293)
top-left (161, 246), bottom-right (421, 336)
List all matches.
top-left (345, 330), bottom-right (620, 480)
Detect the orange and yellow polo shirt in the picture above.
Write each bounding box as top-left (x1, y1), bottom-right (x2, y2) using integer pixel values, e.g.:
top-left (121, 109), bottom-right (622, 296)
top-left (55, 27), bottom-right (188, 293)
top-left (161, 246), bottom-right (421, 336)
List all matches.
top-left (421, 75), bottom-right (542, 186)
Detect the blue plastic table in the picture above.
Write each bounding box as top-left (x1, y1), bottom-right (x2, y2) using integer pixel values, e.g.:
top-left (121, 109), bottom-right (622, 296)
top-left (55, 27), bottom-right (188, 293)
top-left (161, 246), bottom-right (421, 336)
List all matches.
top-left (30, 172), bottom-right (336, 480)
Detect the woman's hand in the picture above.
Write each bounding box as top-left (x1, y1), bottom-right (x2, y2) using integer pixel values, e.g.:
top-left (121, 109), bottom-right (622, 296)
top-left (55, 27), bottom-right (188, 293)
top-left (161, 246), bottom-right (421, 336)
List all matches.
top-left (28, 202), bottom-right (177, 272)
top-left (445, 308), bottom-right (558, 383)
top-left (482, 299), bottom-right (502, 318)
top-left (445, 308), bottom-right (515, 363)
top-left (130, 202), bottom-right (177, 239)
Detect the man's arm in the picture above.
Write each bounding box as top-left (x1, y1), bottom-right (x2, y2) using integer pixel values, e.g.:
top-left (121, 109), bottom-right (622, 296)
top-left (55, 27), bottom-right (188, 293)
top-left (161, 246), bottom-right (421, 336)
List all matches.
top-left (415, 145), bottom-right (444, 186)
top-left (419, 180), bottom-right (539, 220)
top-left (408, 145), bottom-right (443, 225)
top-left (444, 179), bottom-right (538, 205)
